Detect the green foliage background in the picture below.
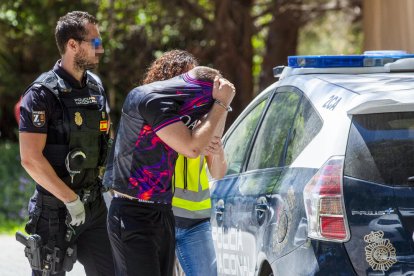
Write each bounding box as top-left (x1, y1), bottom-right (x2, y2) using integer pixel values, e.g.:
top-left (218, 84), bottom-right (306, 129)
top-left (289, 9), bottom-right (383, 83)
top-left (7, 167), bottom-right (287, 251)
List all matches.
top-left (0, 0), bottom-right (363, 140)
top-left (298, 10), bottom-right (362, 55)
top-left (0, 0), bottom-right (362, 231)
top-left (0, 142), bottom-right (35, 232)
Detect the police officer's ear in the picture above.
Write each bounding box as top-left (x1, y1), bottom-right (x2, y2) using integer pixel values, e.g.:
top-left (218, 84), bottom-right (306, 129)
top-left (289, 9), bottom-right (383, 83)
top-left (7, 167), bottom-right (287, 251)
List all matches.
top-left (67, 39), bottom-right (80, 53)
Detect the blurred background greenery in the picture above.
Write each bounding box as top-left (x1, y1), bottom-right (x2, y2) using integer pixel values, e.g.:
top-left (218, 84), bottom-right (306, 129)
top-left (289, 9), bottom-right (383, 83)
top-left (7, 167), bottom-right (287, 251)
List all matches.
top-left (0, 0), bottom-right (364, 230)
top-left (0, 142), bottom-right (33, 232)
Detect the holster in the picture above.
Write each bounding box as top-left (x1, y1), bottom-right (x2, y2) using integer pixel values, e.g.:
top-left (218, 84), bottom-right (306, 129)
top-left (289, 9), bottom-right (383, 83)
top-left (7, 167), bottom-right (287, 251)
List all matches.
top-left (23, 191), bottom-right (79, 274)
top-left (43, 245), bottom-right (77, 274)
top-left (62, 245), bottom-right (77, 272)
top-left (38, 244), bottom-right (77, 274)
top-left (25, 192), bottom-right (43, 234)
top-left (76, 183), bottom-right (103, 204)
top-left (16, 232), bottom-right (77, 274)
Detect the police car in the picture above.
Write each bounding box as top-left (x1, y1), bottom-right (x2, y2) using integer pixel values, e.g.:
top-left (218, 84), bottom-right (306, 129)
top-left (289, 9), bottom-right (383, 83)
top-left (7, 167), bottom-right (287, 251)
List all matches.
top-left (210, 51), bottom-right (414, 276)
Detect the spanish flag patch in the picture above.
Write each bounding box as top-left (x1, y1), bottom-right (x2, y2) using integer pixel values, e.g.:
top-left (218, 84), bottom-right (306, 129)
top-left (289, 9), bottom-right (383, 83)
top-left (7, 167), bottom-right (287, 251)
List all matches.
top-left (100, 120), bottom-right (108, 132)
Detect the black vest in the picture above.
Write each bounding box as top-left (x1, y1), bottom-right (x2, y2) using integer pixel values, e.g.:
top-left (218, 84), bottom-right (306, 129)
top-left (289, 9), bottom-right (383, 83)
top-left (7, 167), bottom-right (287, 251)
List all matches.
top-left (25, 71), bottom-right (110, 191)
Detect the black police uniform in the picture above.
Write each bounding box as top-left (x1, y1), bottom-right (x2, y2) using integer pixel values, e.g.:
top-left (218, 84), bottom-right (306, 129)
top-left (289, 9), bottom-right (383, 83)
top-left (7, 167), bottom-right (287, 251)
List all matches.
top-left (19, 61), bottom-right (115, 275)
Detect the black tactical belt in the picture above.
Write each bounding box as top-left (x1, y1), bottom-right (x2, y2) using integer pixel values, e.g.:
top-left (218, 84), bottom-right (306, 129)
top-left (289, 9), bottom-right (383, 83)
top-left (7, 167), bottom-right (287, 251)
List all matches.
top-left (76, 184), bottom-right (102, 204)
top-left (39, 185), bottom-right (101, 207)
top-left (41, 194), bottom-right (66, 208)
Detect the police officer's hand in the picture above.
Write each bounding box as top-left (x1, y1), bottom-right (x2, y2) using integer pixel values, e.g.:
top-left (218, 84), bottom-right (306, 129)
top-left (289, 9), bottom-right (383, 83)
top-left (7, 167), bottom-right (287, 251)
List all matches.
top-left (64, 195), bottom-right (85, 226)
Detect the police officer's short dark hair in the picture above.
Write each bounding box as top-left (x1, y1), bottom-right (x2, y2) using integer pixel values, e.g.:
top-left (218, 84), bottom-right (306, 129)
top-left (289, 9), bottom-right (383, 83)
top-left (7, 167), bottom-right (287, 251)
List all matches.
top-left (55, 11), bottom-right (98, 55)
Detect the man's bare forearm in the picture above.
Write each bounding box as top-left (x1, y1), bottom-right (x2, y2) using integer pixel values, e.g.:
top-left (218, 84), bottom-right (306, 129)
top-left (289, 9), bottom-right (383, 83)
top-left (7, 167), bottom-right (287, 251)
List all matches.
top-left (20, 132), bottom-right (77, 203)
top-left (191, 103), bottom-right (228, 155)
top-left (155, 77), bottom-right (235, 158)
top-left (21, 155), bottom-right (77, 202)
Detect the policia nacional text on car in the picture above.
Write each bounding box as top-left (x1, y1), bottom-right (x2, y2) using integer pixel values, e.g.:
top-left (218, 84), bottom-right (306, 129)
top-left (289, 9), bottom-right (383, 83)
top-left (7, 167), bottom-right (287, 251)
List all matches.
top-left (17, 11), bottom-right (115, 275)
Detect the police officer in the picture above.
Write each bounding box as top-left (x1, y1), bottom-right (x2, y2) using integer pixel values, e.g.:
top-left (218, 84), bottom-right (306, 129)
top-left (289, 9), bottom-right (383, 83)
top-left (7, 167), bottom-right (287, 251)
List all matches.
top-left (19, 11), bottom-right (115, 275)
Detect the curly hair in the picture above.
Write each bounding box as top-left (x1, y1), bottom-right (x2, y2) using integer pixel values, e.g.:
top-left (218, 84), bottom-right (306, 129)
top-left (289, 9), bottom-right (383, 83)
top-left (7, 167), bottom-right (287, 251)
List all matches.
top-left (142, 50), bottom-right (199, 84)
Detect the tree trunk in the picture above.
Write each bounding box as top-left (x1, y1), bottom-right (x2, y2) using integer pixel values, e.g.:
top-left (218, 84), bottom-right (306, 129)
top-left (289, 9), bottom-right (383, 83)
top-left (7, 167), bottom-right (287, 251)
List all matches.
top-left (213, 0), bottom-right (255, 129)
top-left (259, 5), bottom-right (303, 92)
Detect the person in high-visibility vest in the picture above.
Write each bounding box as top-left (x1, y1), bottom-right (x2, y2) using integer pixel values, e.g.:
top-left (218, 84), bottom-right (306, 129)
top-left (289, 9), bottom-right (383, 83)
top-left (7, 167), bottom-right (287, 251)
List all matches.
top-left (172, 127), bottom-right (227, 276)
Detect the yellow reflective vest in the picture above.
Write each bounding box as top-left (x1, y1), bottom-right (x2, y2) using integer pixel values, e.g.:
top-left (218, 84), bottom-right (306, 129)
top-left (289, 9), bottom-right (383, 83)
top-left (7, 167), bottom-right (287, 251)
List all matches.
top-left (172, 154), bottom-right (211, 219)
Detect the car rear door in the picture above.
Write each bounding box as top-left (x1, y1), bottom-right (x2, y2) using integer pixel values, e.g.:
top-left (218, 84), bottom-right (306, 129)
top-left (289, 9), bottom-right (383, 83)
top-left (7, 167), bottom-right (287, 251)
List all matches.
top-left (344, 111), bottom-right (414, 275)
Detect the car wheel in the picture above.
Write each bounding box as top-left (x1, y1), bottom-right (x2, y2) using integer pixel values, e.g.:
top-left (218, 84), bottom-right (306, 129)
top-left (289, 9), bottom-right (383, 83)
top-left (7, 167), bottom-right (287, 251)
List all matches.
top-left (260, 262), bottom-right (273, 276)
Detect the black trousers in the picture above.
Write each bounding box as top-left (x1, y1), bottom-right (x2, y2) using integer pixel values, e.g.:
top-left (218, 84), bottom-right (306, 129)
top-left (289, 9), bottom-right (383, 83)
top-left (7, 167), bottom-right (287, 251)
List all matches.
top-left (107, 197), bottom-right (175, 276)
top-left (28, 192), bottom-right (115, 276)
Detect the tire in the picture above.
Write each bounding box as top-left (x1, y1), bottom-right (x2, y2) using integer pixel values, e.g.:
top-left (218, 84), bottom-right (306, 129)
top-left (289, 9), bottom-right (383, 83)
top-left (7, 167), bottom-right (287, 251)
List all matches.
top-left (260, 262), bottom-right (274, 276)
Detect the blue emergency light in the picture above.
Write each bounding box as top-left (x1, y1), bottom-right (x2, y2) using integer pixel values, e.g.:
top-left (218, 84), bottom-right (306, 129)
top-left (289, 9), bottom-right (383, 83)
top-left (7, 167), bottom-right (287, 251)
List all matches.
top-left (288, 51), bottom-right (414, 68)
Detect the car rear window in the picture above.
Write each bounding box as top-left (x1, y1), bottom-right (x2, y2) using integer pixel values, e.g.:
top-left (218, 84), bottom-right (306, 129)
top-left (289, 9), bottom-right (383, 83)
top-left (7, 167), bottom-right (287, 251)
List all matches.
top-left (344, 112), bottom-right (414, 186)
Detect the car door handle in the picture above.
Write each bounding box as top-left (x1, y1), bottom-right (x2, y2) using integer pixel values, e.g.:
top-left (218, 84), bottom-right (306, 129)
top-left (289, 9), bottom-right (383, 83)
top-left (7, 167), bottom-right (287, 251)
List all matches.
top-left (215, 199), bottom-right (225, 223)
top-left (215, 205), bottom-right (225, 215)
top-left (255, 197), bottom-right (269, 225)
top-left (255, 203), bottom-right (268, 213)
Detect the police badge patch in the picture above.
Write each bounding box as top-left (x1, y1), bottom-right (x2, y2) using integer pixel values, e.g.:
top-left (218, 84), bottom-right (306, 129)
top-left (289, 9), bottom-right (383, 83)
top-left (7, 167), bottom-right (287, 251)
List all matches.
top-left (32, 111), bottom-right (46, 127)
top-left (74, 112), bottom-right (83, 126)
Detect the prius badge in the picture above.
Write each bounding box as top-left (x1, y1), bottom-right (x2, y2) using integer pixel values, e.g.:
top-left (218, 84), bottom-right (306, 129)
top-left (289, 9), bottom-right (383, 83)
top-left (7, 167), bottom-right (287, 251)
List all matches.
top-left (352, 208), bottom-right (394, 216)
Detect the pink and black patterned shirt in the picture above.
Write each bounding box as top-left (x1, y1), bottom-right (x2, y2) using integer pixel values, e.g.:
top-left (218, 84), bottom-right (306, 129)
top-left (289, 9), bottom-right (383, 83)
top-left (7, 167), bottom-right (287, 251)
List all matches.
top-left (104, 73), bottom-right (214, 205)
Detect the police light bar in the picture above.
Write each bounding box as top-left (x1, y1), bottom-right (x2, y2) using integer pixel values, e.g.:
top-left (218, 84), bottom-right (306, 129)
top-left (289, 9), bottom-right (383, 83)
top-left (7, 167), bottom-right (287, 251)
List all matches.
top-left (288, 51), bottom-right (414, 68)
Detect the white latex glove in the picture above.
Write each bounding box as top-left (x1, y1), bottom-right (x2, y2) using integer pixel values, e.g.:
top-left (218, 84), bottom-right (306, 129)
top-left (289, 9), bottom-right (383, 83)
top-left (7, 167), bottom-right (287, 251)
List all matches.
top-left (64, 195), bottom-right (85, 226)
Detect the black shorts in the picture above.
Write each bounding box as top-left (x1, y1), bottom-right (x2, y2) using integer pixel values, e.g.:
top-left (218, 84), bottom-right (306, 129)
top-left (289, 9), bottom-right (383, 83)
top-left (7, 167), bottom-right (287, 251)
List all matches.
top-left (107, 197), bottom-right (175, 276)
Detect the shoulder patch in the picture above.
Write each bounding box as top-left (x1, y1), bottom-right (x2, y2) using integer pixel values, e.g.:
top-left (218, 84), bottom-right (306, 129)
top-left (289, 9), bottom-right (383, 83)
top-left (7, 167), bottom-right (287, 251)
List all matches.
top-left (32, 111), bottom-right (46, 127)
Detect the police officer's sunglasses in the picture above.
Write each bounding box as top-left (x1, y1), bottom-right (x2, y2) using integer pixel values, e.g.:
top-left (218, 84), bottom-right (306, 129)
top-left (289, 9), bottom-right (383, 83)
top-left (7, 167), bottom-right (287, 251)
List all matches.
top-left (81, 38), bottom-right (103, 49)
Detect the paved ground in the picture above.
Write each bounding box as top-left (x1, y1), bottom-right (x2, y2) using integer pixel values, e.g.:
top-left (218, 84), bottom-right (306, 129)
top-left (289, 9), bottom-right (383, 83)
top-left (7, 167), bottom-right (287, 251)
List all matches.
top-left (0, 193), bottom-right (114, 275)
top-left (0, 234), bottom-right (85, 275)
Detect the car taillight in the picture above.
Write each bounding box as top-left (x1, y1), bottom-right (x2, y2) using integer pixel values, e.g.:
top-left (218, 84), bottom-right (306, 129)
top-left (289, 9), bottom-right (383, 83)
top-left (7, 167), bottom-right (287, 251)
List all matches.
top-left (303, 156), bottom-right (350, 242)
